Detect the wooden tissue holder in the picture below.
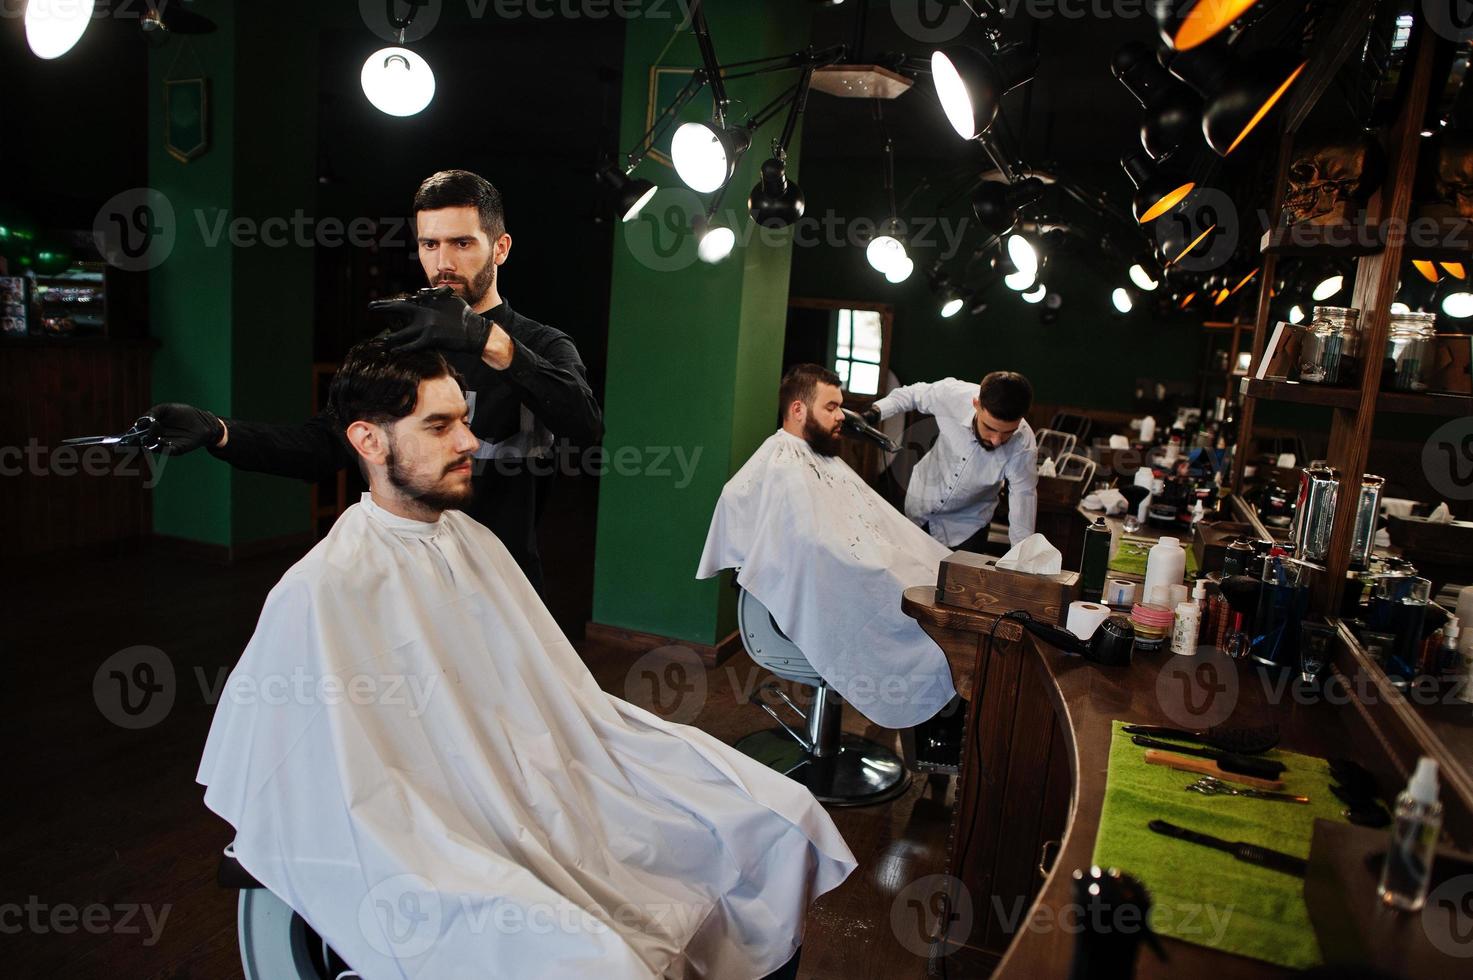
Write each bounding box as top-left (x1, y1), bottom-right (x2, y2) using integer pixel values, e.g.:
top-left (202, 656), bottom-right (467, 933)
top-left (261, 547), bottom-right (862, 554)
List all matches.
top-left (936, 551), bottom-right (1080, 626)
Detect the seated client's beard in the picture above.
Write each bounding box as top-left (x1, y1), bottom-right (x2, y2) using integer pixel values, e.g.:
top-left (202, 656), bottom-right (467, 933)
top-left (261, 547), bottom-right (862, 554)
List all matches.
top-left (804, 415), bottom-right (844, 457)
top-left (387, 451), bottom-right (476, 512)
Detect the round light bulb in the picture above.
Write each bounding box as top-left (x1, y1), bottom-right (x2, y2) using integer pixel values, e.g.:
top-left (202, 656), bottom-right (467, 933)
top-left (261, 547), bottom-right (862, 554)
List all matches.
top-left (1112, 287), bottom-right (1134, 314)
top-left (697, 225), bottom-right (736, 264)
top-left (1442, 291), bottom-right (1473, 318)
top-left (1311, 274), bottom-right (1344, 302)
top-left (1007, 234), bottom-right (1039, 279)
top-left (671, 122), bottom-right (732, 194)
top-left (866, 235), bottom-right (906, 274)
top-left (931, 50), bottom-right (977, 140)
top-left (885, 254), bottom-right (914, 284)
top-left (940, 296), bottom-right (965, 318)
top-left (1390, 301), bottom-right (1411, 315)
top-left (361, 47), bottom-right (436, 117)
top-left (1129, 264), bottom-right (1160, 292)
top-left (1004, 269), bottom-right (1036, 292)
top-left (1023, 283), bottom-right (1047, 304)
top-left (26, 0), bottom-right (95, 59)
top-left (1288, 304), bottom-right (1305, 324)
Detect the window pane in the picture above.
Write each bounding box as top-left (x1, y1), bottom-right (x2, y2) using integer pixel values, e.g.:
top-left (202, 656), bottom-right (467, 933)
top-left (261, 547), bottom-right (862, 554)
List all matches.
top-left (848, 362), bottom-right (880, 395)
top-left (836, 360), bottom-right (850, 385)
top-left (852, 310), bottom-right (882, 363)
top-left (835, 310), bottom-right (851, 359)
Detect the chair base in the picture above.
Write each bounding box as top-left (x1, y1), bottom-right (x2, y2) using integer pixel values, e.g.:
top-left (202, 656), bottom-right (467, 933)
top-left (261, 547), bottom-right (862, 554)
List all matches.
top-left (734, 728), bottom-right (911, 807)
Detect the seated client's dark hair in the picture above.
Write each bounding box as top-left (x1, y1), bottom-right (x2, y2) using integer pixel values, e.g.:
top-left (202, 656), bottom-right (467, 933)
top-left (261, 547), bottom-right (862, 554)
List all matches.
top-left (327, 337), bottom-right (463, 431)
top-left (779, 363), bottom-right (842, 417)
top-left (978, 370), bottom-right (1033, 422)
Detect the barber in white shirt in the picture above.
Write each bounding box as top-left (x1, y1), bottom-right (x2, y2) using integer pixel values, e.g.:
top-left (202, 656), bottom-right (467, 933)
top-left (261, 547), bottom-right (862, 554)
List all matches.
top-left (865, 371), bottom-right (1038, 552)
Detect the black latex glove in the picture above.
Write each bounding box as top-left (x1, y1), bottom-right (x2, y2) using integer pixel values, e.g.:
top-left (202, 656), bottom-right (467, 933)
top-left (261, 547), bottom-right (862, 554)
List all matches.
top-left (369, 285), bottom-right (491, 355)
top-left (146, 402), bottom-right (225, 455)
top-left (862, 406), bottom-right (882, 427)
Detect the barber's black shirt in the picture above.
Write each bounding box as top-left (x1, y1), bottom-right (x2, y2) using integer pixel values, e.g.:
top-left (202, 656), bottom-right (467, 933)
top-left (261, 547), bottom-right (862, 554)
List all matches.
top-left (210, 300), bottom-right (602, 589)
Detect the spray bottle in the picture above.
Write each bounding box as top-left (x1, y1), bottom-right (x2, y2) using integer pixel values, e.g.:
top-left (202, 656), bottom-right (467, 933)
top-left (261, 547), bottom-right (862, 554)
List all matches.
top-left (1377, 757), bottom-right (1442, 911)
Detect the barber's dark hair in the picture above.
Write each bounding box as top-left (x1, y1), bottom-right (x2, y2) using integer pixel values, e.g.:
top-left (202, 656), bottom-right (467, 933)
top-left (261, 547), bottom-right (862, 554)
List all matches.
top-left (978, 370), bottom-right (1033, 422)
top-left (327, 337), bottom-right (462, 433)
top-left (412, 169), bottom-right (507, 240)
top-left (779, 363), bottom-right (842, 417)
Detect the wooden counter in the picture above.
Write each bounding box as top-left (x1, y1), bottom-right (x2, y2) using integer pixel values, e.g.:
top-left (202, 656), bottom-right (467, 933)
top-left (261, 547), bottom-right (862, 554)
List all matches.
top-left (902, 585), bottom-right (1406, 977)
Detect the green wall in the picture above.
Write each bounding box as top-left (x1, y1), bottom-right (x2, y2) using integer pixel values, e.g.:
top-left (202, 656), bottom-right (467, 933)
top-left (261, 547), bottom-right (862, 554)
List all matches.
top-left (148, 0), bottom-right (315, 549)
top-left (591, 2), bottom-right (813, 645)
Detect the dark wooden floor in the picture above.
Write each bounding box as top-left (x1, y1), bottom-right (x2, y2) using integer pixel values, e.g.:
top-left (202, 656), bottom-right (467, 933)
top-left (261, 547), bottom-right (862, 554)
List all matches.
top-left (4, 545), bottom-right (950, 979)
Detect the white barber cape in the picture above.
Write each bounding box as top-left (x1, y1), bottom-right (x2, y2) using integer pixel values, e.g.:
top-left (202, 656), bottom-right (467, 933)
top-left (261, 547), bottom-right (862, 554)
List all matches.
top-left (697, 430), bottom-right (956, 729)
top-left (198, 493), bottom-right (855, 980)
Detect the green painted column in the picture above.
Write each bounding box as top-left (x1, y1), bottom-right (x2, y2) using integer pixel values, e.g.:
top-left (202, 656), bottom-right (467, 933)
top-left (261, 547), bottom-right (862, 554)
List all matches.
top-left (147, 0), bottom-right (315, 550)
top-left (591, 3), bottom-right (813, 646)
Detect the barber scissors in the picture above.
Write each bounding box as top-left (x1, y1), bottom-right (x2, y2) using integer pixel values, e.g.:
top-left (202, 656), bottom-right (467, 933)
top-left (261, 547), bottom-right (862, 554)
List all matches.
top-left (62, 415), bottom-right (163, 451)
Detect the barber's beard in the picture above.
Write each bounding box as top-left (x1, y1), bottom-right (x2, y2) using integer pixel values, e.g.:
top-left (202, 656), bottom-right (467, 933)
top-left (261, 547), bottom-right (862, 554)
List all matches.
top-left (804, 415), bottom-right (844, 457)
top-left (386, 444), bottom-right (476, 513)
top-left (438, 254), bottom-right (497, 308)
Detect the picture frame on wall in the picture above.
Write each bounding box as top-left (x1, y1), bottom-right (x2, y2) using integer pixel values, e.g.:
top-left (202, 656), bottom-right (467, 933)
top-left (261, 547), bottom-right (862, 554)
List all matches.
top-left (164, 78), bottom-right (210, 163)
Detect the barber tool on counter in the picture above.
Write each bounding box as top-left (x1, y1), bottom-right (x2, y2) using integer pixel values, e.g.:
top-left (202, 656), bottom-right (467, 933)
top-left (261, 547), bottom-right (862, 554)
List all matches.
top-left (1130, 736), bottom-right (1286, 780)
top-left (1147, 819), bottom-right (1308, 877)
top-left (1121, 722), bottom-right (1280, 754)
top-left (1186, 776), bottom-right (1309, 804)
top-left (1080, 517), bottom-right (1112, 601)
top-left (1143, 749), bottom-right (1286, 790)
top-left (1065, 867), bottom-right (1164, 980)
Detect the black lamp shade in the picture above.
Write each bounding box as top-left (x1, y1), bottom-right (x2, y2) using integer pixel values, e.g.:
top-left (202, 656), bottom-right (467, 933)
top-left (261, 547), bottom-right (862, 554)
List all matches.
top-left (1168, 45), bottom-right (1304, 157)
top-left (748, 157), bottom-right (806, 228)
top-left (1114, 42), bottom-right (1205, 160)
top-left (1123, 151), bottom-right (1196, 224)
top-left (599, 167), bottom-right (659, 223)
top-left (971, 176), bottom-right (1044, 234)
top-left (932, 42), bottom-right (1039, 141)
top-left (1153, 0), bottom-right (1265, 52)
top-left (1201, 51), bottom-right (1306, 157)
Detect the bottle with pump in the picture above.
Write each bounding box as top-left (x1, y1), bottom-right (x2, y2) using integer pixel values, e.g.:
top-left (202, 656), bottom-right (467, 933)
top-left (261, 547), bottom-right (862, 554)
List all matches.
top-left (1377, 757), bottom-right (1442, 911)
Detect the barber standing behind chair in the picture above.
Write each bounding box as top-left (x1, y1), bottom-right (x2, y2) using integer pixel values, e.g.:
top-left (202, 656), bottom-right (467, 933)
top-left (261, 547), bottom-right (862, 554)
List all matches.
top-left (864, 370), bottom-right (1038, 555)
top-left (141, 171), bottom-right (602, 593)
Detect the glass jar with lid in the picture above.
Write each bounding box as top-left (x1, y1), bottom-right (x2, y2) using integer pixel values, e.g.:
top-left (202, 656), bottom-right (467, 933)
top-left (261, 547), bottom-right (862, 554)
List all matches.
top-left (1298, 306), bottom-right (1361, 385)
top-left (1382, 311), bottom-right (1437, 392)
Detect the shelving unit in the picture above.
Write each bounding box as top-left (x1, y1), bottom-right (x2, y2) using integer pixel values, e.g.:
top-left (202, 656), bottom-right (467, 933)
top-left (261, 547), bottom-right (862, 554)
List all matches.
top-left (1232, 23), bottom-right (1457, 615)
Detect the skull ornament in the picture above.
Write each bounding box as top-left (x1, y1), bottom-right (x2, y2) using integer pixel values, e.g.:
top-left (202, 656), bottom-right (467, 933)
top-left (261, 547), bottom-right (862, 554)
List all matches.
top-left (1428, 138), bottom-right (1473, 220)
top-left (1284, 140), bottom-right (1385, 227)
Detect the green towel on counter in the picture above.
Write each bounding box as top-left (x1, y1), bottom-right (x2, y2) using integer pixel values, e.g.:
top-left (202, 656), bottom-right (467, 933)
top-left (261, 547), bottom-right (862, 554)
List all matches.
top-left (1107, 535), bottom-right (1200, 581)
top-left (1091, 721), bottom-right (1348, 970)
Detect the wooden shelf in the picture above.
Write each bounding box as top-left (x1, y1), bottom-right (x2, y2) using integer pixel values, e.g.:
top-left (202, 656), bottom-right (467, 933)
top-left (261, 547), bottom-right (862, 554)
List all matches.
top-left (1242, 377), bottom-right (1473, 416)
top-left (1260, 222), bottom-right (1383, 257)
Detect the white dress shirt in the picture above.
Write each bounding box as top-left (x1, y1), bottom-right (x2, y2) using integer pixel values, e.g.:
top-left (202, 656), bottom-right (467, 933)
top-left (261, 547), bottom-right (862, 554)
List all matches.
top-left (872, 377), bottom-right (1039, 548)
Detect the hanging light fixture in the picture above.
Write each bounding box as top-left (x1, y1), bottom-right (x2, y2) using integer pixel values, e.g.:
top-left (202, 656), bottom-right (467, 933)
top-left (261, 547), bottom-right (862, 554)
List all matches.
top-left (1229, 267), bottom-right (1259, 295)
top-left (1112, 41), bottom-right (1204, 160)
top-left (1288, 303), bottom-right (1306, 324)
top-left (1023, 283), bottom-right (1048, 304)
top-left (672, 122), bottom-right (752, 194)
top-left (1444, 291), bottom-right (1473, 318)
top-left (361, 46), bottom-right (436, 117)
top-left (1154, 0), bottom-right (1266, 52)
top-left (1130, 263), bottom-right (1162, 291)
top-left (931, 42), bottom-right (1040, 141)
top-left (597, 167), bottom-right (659, 223)
top-left (1006, 232), bottom-right (1041, 280)
top-left (24, 0), bottom-right (94, 59)
top-left (1311, 273), bottom-right (1346, 301)
top-left (1122, 151), bottom-right (1197, 224)
top-left (1167, 44), bottom-right (1306, 157)
top-left (1112, 287), bottom-right (1136, 313)
top-left (693, 212), bottom-right (736, 264)
top-left (1413, 259), bottom-right (1442, 284)
top-left (1442, 261), bottom-right (1467, 279)
top-left (939, 287), bottom-right (967, 318)
top-left (885, 254), bottom-right (915, 284)
top-left (971, 177), bottom-right (1045, 235)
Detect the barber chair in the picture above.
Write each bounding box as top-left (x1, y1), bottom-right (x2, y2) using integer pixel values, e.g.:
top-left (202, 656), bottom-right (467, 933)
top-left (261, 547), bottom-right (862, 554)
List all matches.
top-left (732, 588), bottom-right (913, 806)
top-left (220, 844), bottom-right (357, 980)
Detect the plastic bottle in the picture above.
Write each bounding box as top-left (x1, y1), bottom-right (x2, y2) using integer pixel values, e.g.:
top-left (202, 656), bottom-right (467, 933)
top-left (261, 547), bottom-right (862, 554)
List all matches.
top-left (1140, 416), bottom-right (1157, 443)
top-left (1171, 583), bottom-right (1203, 656)
top-left (1377, 757), bottom-right (1443, 912)
top-left (1142, 537), bottom-right (1186, 610)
